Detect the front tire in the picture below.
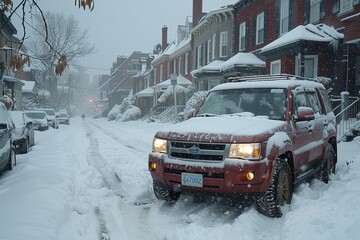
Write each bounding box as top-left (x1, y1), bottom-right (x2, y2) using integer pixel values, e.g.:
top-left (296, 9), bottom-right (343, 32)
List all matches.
top-left (8, 148), bottom-right (16, 171)
top-left (153, 182), bottom-right (180, 202)
top-left (256, 159), bottom-right (293, 218)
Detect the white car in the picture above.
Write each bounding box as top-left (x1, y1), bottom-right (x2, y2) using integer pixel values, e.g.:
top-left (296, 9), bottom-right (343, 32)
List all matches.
top-left (38, 108), bottom-right (59, 129)
top-left (25, 111), bottom-right (49, 131)
top-left (57, 112), bottom-right (70, 125)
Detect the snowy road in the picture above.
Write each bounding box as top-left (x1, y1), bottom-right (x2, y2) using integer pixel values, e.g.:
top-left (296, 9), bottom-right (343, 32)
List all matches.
top-left (0, 117), bottom-right (359, 240)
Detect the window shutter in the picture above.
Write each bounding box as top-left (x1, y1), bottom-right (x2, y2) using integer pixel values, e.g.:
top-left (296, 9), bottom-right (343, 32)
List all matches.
top-left (320, 0), bottom-right (326, 19)
top-left (332, 0), bottom-right (340, 14)
top-left (304, 0), bottom-right (310, 24)
top-left (264, 11), bottom-right (268, 43)
top-left (245, 21), bottom-right (248, 49)
top-left (252, 16), bottom-right (256, 47)
top-left (289, 0), bottom-right (294, 30)
top-left (275, 0), bottom-right (280, 37)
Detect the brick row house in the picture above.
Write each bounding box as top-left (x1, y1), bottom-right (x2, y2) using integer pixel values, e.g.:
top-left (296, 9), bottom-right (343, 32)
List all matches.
top-left (233, 0), bottom-right (360, 95)
top-left (123, 0), bottom-right (360, 117)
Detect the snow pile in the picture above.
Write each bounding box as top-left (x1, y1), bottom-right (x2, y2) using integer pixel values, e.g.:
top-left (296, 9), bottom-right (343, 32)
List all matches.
top-left (158, 85), bottom-right (190, 103)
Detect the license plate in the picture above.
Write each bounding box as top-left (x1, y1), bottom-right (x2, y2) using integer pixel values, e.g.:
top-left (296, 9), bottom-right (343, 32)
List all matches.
top-left (181, 172), bottom-right (203, 187)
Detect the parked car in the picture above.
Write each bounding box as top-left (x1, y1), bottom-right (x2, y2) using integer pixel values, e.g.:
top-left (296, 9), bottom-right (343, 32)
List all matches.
top-left (10, 111), bottom-right (35, 154)
top-left (148, 74), bottom-right (337, 218)
top-left (38, 108), bottom-right (59, 129)
top-left (57, 112), bottom-right (70, 125)
top-left (0, 102), bottom-right (16, 173)
top-left (24, 111), bottom-right (49, 131)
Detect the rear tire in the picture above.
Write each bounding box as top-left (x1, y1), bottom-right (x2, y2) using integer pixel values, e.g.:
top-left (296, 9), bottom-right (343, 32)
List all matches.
top-left (256, 159), bottom-right (293, 218)
top-left (22, 139), bottom-right (29, 154)
top-left (319, 143), bottom-right (336, 184)
top-left (8, 148), bottom-right (16, 171)
top-left (153, 182), bottom-right (180, 202)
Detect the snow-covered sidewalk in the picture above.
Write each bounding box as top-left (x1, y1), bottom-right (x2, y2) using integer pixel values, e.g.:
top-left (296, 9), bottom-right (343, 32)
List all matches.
top-left (0, 117), bottom-right (359, 240)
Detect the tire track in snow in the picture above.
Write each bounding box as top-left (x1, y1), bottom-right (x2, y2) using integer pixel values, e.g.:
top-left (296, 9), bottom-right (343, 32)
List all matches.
top-left (83, 120), bottom-right (160, 239)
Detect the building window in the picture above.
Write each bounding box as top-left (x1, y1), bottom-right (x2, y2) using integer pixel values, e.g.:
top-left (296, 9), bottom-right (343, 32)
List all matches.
top-left (310, 0), bottom-right (321, 23)
top-left (239, 22), bottom-right (246, 51)
top-left (280, 0), bottom-right (289, 35)
top-left (197, 45), bottom-right (202, 68)
top-left (207, 39), bottom-right (212, 64)
top-left (160, 64), bottom-right (163, 82)
top-left (185, 52), bottom-right (189, 75)
top-left (208, 79), bottom-right (220, 90)
top-left (178, 56), bottom-right (182, 75)
top-left (256, 12), bottom-right (265, 45)
top-left (340, 0), bottom-right (353, 13)
top-left (295, 55), bottom-right (318, 79)
top-left (270, 60), bottom-right (281, 75)
top-left (220, 31), bottom-right (228, 57)
top-left (212, 33), bottom-right (216, 60)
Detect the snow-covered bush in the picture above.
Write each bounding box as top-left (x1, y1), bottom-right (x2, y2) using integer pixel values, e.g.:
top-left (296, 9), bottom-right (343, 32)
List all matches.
top-left (107, 91), bottom-right (142, 122)
top-left (158, 85), bottom-right (190, 103)
top-left (183, 90), bottom-right (208, 119)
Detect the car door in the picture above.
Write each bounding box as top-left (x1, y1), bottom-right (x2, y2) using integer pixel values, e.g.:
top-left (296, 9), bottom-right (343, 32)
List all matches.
top-left (0, 105), bottom-right (12, 170)
top-left (290, 86), bottom-right (317, 173)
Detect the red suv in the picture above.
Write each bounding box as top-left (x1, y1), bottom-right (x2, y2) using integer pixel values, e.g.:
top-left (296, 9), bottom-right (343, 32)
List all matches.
top-left (148, 75), bottom-right (337, 217)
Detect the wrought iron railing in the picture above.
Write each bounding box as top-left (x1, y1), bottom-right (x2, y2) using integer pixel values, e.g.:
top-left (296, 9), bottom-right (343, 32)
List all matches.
top-left (335, 97), bottom-right (360, 142)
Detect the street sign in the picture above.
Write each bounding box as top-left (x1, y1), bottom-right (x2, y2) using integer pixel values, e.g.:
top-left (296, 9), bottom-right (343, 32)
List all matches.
top-left (170, 73), bottom-right (177, 86)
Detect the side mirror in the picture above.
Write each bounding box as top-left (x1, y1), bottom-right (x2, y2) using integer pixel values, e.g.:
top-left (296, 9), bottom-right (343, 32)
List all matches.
top-left (296, 107), bottom-right (315, 122)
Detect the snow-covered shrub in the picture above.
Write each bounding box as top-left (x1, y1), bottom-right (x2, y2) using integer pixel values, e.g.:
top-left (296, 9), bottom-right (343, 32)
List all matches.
top-left (117, 105), bottom-right (141, 122)
top-left (158, 85), bottom-right (190, 103)
top-left (183, 90), bottom-right (208, 119)
top-left (107, 91), bottom-right (142, 122)
top-left (108, 104), bottom-right (121, 121)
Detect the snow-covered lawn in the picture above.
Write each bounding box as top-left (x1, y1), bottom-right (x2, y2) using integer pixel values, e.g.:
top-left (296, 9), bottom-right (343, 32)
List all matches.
top-left (0, 117), bottom-right (359, 240)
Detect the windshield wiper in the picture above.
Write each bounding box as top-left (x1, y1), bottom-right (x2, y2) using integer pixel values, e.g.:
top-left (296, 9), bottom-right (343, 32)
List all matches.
top-left (196, 113), bottom-right (218, 117)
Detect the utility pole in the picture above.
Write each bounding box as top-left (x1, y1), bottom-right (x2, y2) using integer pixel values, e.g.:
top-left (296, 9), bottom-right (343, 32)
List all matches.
top-left (171, 73), bottom-right (178, 121)
top-left (68, 74), bottom-right (72, 112)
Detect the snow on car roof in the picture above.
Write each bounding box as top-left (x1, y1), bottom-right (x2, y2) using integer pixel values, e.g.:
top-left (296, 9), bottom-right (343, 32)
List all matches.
top-left (211, 79), bottom-right (325, 92)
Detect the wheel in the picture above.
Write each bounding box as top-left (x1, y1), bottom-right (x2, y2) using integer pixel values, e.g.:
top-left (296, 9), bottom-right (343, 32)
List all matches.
top-left (256, 159), bottom-right (293, 218)
top-left (22, 139), bottom-right (29, 154)
top-left (319, 143), bottom-right (336, 184)
top-left (153, 182), bottom-right (180, 202)
top-left (8, 148), bottom-right (16, 171)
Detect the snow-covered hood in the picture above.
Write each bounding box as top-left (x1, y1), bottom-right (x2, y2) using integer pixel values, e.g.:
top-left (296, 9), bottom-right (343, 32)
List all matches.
top-left (157, 115), bottom-right (286, 142)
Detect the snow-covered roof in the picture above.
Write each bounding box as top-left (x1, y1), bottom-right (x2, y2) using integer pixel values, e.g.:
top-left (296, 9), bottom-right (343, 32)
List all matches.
top-left (20, 80), bottom-right (35, 93)
top-left (134, 87), bottom-right (154, 98)
top-left (261, 23), bottom-right (344, 53)
top-left (152, 74), bottom-right (192, 89)
top-left (191, 60), bottom-right (225, 77)
top-left (221, 53), bottom-right (265, 71)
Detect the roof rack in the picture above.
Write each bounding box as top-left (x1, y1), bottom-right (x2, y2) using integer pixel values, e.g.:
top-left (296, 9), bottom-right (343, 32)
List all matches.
top-left (229, 74), bottom-right (318, 83)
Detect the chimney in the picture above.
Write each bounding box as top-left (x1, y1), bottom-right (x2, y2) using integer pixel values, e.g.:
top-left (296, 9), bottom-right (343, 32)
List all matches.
top-left (162, 25), bottom-right (168, 52)
top-left (193, 0), bottom-right (203, 27)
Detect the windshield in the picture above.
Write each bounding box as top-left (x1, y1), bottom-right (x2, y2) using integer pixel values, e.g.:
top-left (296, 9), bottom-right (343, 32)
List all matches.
top-left (26, 112), bottom-right (46, 119)
top-left (196, 88), bottom-right (287, 120)
top-left (41, 110), bottom-right (55, 116)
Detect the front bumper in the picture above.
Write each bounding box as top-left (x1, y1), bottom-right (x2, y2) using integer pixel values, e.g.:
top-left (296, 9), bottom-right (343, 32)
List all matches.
top-left (149, 153), bottom-right (273, 195)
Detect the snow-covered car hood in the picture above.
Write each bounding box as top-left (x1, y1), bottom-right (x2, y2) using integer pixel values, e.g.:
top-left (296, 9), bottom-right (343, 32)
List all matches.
top-left (158, 115), bottom-right (286, 142)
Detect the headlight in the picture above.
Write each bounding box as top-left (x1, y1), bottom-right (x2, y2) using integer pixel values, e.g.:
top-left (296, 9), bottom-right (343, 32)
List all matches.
top-left (229, 143), bottom-right (261, 160)
top-left (153, 138), bottom-right (167, 153)
top-left (15, 128), bottom-right (24, 137)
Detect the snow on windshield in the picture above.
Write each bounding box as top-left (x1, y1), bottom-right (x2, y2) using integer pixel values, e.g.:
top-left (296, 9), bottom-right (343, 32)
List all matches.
top-left (197, 88), bottom-right (287, 120)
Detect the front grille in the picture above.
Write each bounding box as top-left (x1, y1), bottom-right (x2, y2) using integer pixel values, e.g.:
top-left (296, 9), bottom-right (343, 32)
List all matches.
top-left (169, 141), bottom-right (227, 162)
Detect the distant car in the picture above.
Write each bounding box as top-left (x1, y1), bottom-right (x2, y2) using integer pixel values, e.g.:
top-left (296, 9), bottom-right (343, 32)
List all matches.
top-left (57, 112), bottom-right (70, 125)
top-left (38, 108), bottom-right (59, 129)
top-left (10, 111), bottom-right (35, 154)
top-left (0, 102), bottom-right (16, 173)
top-left (24, 111), bottom-right (49, 131)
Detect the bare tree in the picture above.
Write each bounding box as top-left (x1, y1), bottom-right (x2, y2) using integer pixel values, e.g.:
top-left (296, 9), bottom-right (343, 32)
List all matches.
top-left (27, 11), bottom-right (95, 104)
top-left (0, 0), bottom-right (94, 74)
